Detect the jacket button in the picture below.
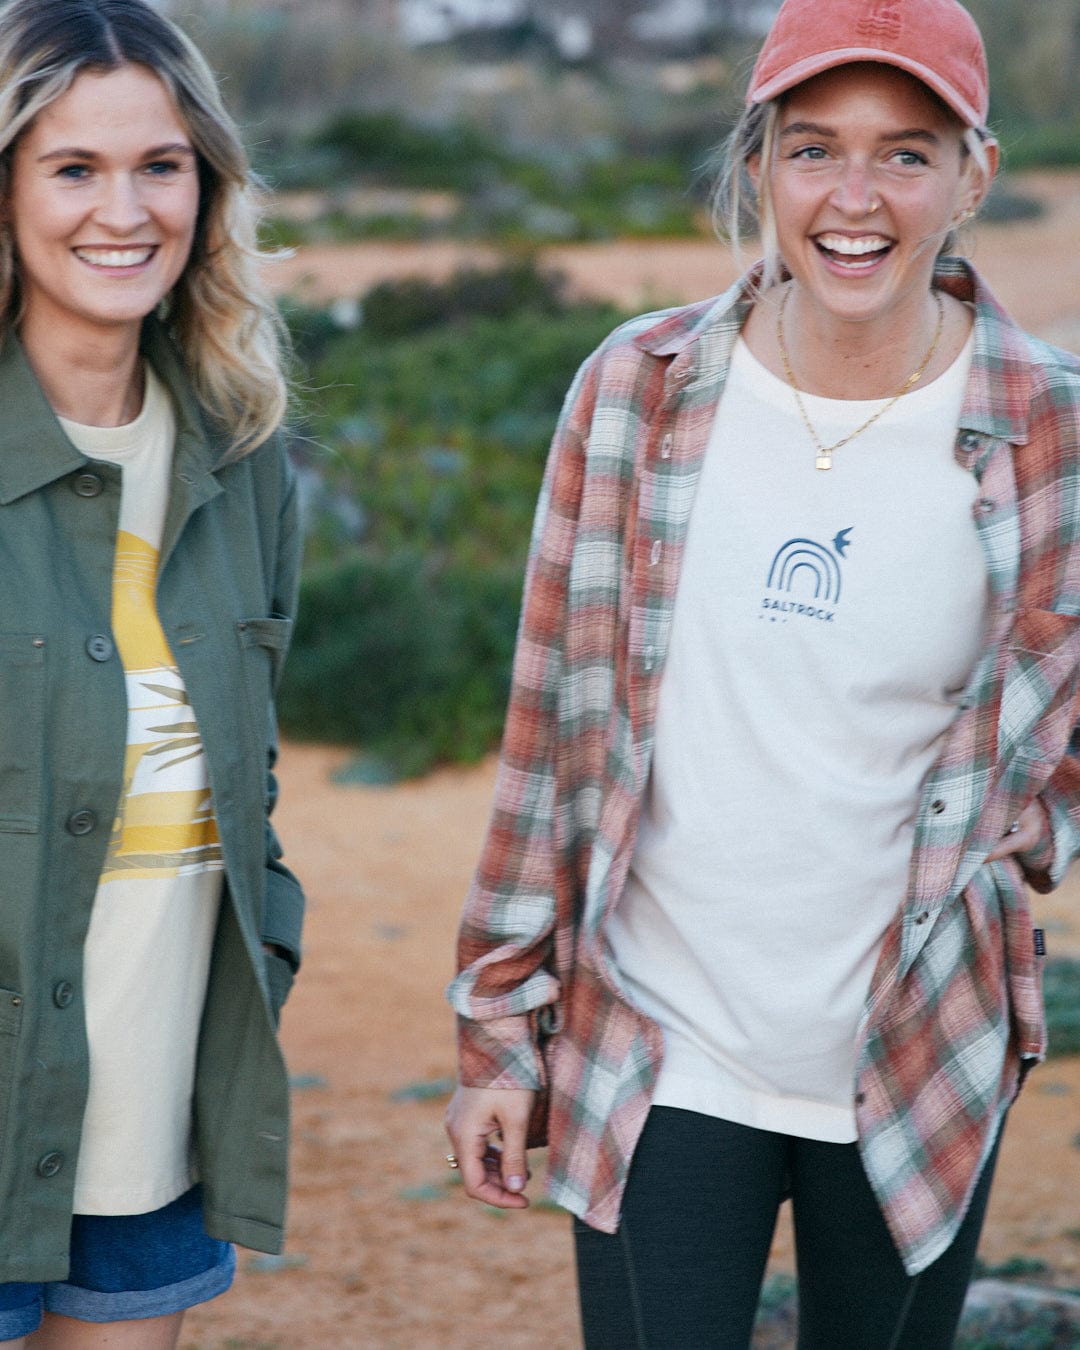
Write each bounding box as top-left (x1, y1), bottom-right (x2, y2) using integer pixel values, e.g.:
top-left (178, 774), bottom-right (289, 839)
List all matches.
top-left (53, 981), bottom-right (75, 1008)
top-left (66, 810), bottom-right (97, 836)
top-left (36, 1152), bottom-right (64, 1178)
top-left (930, 799), bottom-right (946, 814)
top-left (73, 472), bottom-right (103, 498)
top-left (85, 634), bottom-right (113, 662)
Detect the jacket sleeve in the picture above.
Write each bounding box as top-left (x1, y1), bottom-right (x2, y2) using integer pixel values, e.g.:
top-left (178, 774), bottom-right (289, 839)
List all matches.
top-left (259, 444), bottom-right (306, 1008)
top-left (447, 355), bottom-right (595, 1090)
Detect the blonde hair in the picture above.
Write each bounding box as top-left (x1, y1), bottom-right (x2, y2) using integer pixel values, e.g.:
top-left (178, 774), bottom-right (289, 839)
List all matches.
top-left (713, 88), bottom-right (995, 291)
top-left (0, 0), bottom-right (288, 457)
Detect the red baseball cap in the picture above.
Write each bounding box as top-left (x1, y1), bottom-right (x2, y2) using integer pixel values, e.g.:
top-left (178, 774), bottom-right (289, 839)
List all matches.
top-left (747, 0), bottom-right (989, 129)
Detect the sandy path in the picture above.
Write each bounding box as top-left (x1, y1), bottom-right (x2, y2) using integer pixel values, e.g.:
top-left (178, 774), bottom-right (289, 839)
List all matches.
top-left (180, 744), bottom-right (1080, 1350)
top-left (265, 171), bottom-right (1080, 348)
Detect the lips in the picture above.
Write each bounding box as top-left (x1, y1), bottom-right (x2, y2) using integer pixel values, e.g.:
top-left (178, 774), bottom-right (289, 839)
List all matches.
top-left (814, 232), bottom-right (893, 268)
top-left (73, 246), bottom-right (157, 268)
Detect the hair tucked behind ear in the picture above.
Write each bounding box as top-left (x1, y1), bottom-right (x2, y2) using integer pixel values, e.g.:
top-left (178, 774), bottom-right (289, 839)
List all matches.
top-left (711, 100), bottom-right (783, 292)
top-left (0, 0), bottom-right (289, 458)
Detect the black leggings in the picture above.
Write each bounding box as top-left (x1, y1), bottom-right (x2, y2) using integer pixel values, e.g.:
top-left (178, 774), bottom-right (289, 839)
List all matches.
top-left (573, 1107), bottom-right (999, 1350)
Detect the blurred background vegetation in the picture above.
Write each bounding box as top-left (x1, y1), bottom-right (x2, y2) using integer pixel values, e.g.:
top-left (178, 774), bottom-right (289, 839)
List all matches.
top-left (167, 0), bottom-right (1080, 774)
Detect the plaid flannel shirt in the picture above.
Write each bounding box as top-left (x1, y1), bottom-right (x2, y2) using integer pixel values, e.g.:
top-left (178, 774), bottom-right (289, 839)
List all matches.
top-left (449, 258), bottom-right (1080, 1275)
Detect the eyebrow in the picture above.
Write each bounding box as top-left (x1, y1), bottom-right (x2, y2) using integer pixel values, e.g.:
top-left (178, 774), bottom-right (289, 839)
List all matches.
top-left (36, 141), bottom-right (195, 163)
top-left (778, 120), bottom-right (942, 146)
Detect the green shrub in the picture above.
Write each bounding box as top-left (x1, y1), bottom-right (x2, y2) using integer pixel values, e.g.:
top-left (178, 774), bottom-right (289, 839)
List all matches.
top-left (358, 261), bottom-right (569, 341)
top-left (277, 552), bottom-right (522, 775)
top-left (1044, 959), bottom-right (1080, 1058)
top-left (277, 261), bottom-right (635, 767)
top-left (306, 110), bottom-right (505, 190)
top-left (1004, 124), bottom-right (1080, 170)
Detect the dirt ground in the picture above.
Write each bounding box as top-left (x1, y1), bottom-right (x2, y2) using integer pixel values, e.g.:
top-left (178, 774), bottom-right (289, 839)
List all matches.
top-left (182, 747), bottom-right (1080, 1350)
top-left (183, 174), bottom-right (1080, 1348)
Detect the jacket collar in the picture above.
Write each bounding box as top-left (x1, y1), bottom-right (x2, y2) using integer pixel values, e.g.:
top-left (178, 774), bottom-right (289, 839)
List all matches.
top-left (0, 316), bottom-right (226, 507)
top-left (632, 257), bottom-right (1038, 450)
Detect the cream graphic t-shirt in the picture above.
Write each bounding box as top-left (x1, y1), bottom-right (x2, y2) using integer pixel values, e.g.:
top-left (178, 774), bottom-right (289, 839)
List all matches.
top-left (608, 335), bottom-right (987, 1144)
top-left (60, 368), bottom-right (225, 1215)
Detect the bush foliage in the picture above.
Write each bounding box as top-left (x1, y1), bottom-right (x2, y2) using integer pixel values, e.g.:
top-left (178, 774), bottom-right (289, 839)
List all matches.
top-left (277, 262), bottom-right (632, 771)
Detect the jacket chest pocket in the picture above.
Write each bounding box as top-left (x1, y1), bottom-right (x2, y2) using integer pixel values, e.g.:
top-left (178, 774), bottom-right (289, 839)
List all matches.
top-left (997, 608), bottom-right (1080, 776)
top-left (0, 635), bottom-right (44, 833)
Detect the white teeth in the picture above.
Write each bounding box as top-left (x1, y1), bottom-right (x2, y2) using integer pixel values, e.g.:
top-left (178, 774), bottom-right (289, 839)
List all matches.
top-left (816, 233), bottom-right (891, 256)
top-left (75, 247), bottom-right (154, 267)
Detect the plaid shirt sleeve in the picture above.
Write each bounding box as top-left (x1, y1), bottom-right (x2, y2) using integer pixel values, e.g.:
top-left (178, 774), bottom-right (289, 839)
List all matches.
top-left (447, 352), bottom-right (599, 1089)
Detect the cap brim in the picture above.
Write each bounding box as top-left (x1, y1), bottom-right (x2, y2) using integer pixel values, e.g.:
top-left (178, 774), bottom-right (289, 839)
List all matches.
top-left (749, 47), bottom-right (984, 128)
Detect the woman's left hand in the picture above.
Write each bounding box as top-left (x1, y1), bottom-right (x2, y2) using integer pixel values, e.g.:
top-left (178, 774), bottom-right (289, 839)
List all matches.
top-left (984, 800), bottom-right (1048, 862)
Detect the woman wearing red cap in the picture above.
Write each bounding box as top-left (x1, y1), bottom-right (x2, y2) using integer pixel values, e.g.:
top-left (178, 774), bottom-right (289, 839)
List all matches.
top-left (446, 1), bottom-right (1080, 1344)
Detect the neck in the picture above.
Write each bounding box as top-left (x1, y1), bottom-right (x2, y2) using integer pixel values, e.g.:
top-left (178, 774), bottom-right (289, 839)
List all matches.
top-left (775, 285), bottom-right (943, 400)
top-left (18, 314), bottom-right (145, 427)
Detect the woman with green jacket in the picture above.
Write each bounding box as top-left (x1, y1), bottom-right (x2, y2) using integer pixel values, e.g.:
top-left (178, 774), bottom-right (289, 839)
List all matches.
top-left (0, 2), bottom-right (304, 1345)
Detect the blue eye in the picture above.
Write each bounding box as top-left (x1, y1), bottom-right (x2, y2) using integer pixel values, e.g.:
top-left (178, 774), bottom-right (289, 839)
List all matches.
top-left (56, 164), bottom-right (90, 180)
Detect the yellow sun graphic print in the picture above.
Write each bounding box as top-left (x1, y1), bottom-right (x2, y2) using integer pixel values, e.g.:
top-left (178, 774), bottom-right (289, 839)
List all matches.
top-left (101, 530), bottom-right (223, 883)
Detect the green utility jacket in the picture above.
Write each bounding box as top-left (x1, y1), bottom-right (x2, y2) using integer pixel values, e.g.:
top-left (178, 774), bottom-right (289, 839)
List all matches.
top-left (0, 320), bottom-right (304, 1281)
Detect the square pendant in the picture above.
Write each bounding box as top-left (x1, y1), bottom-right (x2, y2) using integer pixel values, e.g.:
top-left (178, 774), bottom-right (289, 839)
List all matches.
top-left (816, 451), bottom-right (833, 471)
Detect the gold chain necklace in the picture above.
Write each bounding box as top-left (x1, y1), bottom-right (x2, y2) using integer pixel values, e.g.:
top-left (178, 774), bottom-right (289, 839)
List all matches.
top-left (776, 286), bottom-right (945, 470)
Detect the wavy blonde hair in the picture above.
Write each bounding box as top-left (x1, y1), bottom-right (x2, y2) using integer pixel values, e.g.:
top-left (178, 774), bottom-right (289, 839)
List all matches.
top-left (0, 0), bottom-right (288, 457)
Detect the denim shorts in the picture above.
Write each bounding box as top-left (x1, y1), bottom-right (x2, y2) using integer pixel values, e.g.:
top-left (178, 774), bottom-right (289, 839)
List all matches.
top-left (0, 1186), bottom-right (235, 1340)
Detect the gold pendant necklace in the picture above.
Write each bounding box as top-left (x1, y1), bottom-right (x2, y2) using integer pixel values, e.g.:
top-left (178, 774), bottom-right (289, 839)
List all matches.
top-left (776, 286), bottom-right (945, 470)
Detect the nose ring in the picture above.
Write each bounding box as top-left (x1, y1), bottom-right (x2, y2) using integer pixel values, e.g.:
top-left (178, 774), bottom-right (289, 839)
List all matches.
top-left (867, 198), bottom-right (882, 215)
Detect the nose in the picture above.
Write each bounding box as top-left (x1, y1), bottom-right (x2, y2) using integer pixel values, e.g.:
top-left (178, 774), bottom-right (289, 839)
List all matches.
top-left (829, 159), bottom-right (879, 219)
top-left (93, 173), bottom-right (151, 234)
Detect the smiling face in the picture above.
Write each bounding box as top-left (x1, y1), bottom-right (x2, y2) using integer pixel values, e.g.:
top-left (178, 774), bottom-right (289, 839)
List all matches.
top-left (8, 62), bottom-right (200, 352)
top-left (756, 62), bottom-right (991, 333)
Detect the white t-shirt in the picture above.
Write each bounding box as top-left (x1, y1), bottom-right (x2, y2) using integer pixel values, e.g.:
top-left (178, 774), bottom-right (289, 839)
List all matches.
top-left (60, 367), bottom-right (224, 1214)
top-left (606, 332), bottom-right (987, 1142)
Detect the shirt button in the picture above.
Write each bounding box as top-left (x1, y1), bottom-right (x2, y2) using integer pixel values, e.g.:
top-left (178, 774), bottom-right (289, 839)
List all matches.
top-left (66, 809), bottom-right (97, 836)
top-left (854, 1092), bottom-right (866, 1106)
top-left (930, 799), bottom-right (946, 815)
top-left (73, 472), bottom-right (103, 498)
top-left (649, 540), bottom-right (662, 566)
top-left (959, 432), bottom-right (980, 451)
top-left (85, 634), bottom-right (113, 662)
top-left (643, 645), bottom-right (656, 672)
top-left (974, 498), bottom-right (995, 516)
top-left (914, 911), bottom-right (931, 925)
top-left (53, 981), bottom-right (75, 1009)
top-left (36, 1152), bottom-right (64, 1179)
top-left (659, 434), bottom-right (673, 460)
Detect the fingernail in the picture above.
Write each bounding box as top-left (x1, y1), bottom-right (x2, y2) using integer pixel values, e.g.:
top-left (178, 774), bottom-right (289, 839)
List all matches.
top-left (507, 1175), bottom-right (525, 1192)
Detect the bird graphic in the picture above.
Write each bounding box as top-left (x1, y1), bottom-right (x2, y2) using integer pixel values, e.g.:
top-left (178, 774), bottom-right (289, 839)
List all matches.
top-left (832, 528), bottom-right (854, 558)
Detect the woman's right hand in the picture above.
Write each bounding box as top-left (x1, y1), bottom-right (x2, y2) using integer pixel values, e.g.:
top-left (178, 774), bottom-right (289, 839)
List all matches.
top-left (444, 1084), bottom-right (536, 1209)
